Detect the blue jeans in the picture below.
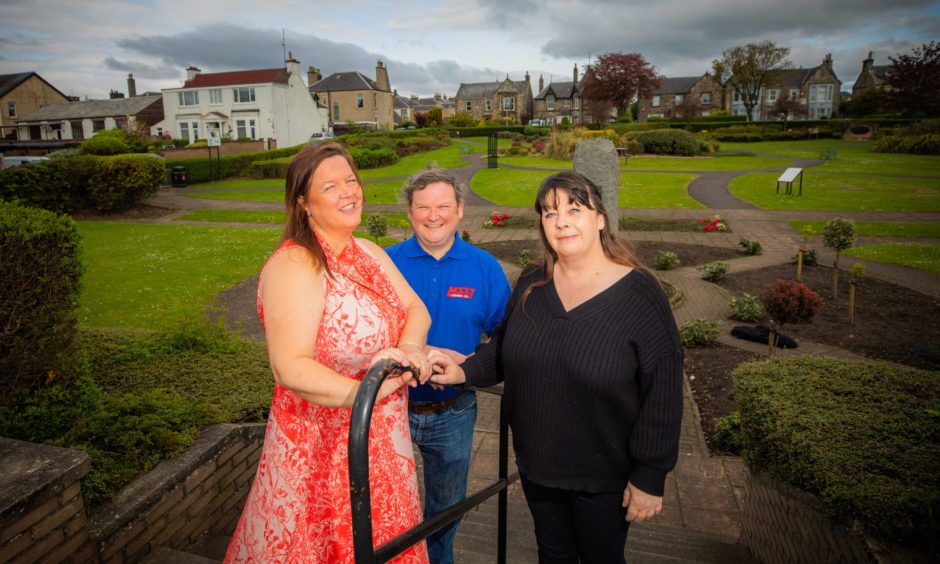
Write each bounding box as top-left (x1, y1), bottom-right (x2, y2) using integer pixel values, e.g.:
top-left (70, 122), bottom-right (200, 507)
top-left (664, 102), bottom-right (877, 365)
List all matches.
top-left (409, 391), bottom-right (477, 564)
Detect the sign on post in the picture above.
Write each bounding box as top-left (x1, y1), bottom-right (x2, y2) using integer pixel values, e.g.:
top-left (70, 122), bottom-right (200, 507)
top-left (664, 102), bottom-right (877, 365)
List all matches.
top-left (207, 128), bottom-right (222, 147)
top-left (207, 128), bottom-right (222, 181)
top-left (776, 167), bottom-right (803, 196)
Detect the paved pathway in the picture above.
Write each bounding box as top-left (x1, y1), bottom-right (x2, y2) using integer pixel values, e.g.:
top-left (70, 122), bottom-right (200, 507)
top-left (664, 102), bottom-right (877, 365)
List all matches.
top-left (140, 152), bottom-right (939, 562)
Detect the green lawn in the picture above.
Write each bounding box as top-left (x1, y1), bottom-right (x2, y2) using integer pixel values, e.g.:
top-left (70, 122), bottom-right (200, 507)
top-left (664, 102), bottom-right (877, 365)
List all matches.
top-left (358, 143), bottom-right (470, 179)
top-left (499, 155), bottom-right (573, 170)
top-left (187, 178), bottom-right (284, 190)
top-left (182, 189), bottom-right (283, 202)
top-left (178, 210), bottom-right (285, 223)
top-left (364, 179), bottom-right (407, 203)
top-left (721, 139), bottom-right (940, 176)
top-left (728, 172), bottom-right (940, 211)
top-left (78, 223), bottom-right (280, 329)
top-left (625, 155), bottom-right (792, 171)
top-left (620, 172), bottom-right (703, 208)
top-left (844, 243), bottom-right (940, 274)
top-left (470, 169), bottom-right (545, 206)
top-left (789, 220), bottom-right (940, 238)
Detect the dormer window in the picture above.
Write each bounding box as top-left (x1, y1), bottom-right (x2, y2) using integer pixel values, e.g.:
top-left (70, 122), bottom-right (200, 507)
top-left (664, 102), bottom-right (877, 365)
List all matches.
top-left (547, 96), bottom-right (555, 111)
top-left (651, 95), bottom-right (661, 107)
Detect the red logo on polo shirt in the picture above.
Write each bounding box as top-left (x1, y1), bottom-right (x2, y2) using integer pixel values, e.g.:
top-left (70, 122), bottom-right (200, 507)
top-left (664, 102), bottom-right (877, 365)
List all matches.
top-left (446, 286), bottom-right (475, 299)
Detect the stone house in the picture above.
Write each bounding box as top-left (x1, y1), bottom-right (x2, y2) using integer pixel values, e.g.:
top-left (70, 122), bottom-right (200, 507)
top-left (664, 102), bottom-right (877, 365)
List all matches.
top-left (411, 93), bottom-right (456, 122)
top-left (454, 75), bottom-right (533, 123)
top-left (14, 90), bottom-right (163, 141)
top-left (309, 61), bottom-right (395, 130)
top-left (730, 54), bottom-right (842, 120)
top-left (392, 91), bottom-right (413, 125)
top-left (637, 74), bottom-right (722, 122)
top-left (152, 53), bottom-right (327, 147)
top-left (532, 64), bottom-right (591, 125)
top-left (0, 72), bottom-right (71, 140)
top-left (851, 51), bottom-right (891, 97)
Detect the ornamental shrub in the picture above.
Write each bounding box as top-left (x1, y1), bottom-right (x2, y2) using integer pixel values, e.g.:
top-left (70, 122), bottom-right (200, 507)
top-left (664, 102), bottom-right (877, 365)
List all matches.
top-left (711, 411), bottom-right (742, 455)
top-left (366, 213), bottom-right (388, 241)
top-left (81, 134), bottom-right (130, 155)
top-left (729, 293), bottom-right (765, 322)
top-left (823, 218), bottom-right (856, 297)
top-left (633, 128), bottom-right (703, 156)
top-left (348, 146), bottom-right (399, 169)
top-left (87, 154), bottom-right (165, 211)
top-left (738, 238), bottom-right (763, 256)
top-left (679, 318), bottom-right (719, 347)
top-left (0, 156), bottom-right (97, 213)
top-left (651, 250), bottom-right (681, 270)
top-left (790, 248), bottom-right (818, 266)
top-left (0, 202), bottom-right (83, 400)
top-left (761, 279), bottom-right (822, 328)
top-left (700, 260), bottom-right (730, 282)
top-left (732, 356), bottom-right (940, 550)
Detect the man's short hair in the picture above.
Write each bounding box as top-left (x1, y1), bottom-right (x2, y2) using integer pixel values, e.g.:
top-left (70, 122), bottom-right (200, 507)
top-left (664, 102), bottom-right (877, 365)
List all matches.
top-left (402, 169), bottom-right (467, 205)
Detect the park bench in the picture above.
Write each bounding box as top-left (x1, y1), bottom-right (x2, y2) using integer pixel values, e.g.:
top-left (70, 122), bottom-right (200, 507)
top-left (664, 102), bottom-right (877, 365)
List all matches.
top-left (819, 148), bottom-right (837, 160)
top-left (615, 147), bottom-right (631, 162)
top-left (458, 144), bottom-right (473, 154)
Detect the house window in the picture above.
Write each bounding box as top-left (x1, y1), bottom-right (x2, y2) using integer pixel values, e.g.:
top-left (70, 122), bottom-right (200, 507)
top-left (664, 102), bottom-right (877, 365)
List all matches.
top-left (178, 90), bottom-right (199, 106)
top-left (357, 93), bottom-right (364, 108)
top-left (733, 90), bottom-right (743, 102)
top-left (547, 96), bottom-right (555, 111)
top-left (332, 102), bottom-right (340, 121)
top-left (6, 102), bottom-right (15, 118)
top-left (92, 119), bottom-right (105, 132)
top-left (573, 95), bottom-right (580, 110)
top-left (236, 119), bottom-right (257, 140)
top-left (373, 93), bottom-right (377, 108)
top-left (768, 89), bottom-right (779, 102)
top-left (209, 89), bottom-right (222, 105)
top-left (700, 92), bottom-right (711, 105)
top-left (233, 87), bottom-right (255, 103)
top-left (651, 95), bottom-right (661, 107)
top-left (501, 96), bottom-right (515, 111)
top-left (179, 122), bottom-right (190, 141)
top-left (113, 118), bottom-right (125, 130)
top-left (191, 122), bottom-right (200, 141)
top-left (465, 100), bottom-right (472, 112)
top-left (790, 89), bottom-right (800, 100)
top-left (674, 94), bottom-right (684, 105)
top-left (484, 100), bottom-right (491, 112)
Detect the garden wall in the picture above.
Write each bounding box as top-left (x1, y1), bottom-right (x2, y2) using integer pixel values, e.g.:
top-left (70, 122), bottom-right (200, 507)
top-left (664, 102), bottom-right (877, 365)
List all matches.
top-left (0, 423), bottom-right (265, 563)
top-left (160, 139), bottom-right (275, 160)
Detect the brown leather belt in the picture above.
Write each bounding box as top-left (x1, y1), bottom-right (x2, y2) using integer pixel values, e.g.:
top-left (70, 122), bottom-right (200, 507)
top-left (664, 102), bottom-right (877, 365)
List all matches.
top-left (408, 396), bottom-right (459, 414)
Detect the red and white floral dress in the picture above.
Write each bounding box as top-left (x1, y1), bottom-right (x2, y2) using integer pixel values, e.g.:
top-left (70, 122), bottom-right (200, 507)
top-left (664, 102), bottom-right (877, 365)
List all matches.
top-left (225, 235), bottom-right (427, 563)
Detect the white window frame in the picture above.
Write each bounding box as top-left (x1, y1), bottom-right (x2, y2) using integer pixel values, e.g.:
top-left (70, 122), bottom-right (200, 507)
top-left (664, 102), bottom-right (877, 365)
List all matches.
top-left (501, 96), bottom-right (515, 111)
top-left (209, 89), bottom-right (222, 105)
top-left (332, 102), bottom-right (340, 121)
top-left (233, 87), bottom-right (256, 104)
top-left (7, 101), bottom-right (15, 118)
top-left (651, 95), bottom-right (661, 107)
top-left (546, 96), bottom-right (555, 111)
top-left (179, 122), bottom-right (190, 141)
top-left (790, 89), bottom-right (800, 100)
top-left (573, 95), bottom-right (580, 110)
top-left (190, 122), bottom-right (200, 141)
top-left (674, 94), bottom-right (684, 105)
top-left (178, 90), bottom-right (199, 106)
top-left (236, 118), bottom-right (257, 140)
top-left (92, 119), bottom-right (105, 132)
top-left (356, 93), bottom-right (364, 108)
top-left (700, 92), bottom-right (711, 105)
top-left (484, 99), bottom-right (491, 112)
top-left (465, 100), bottom-right (472, 112)
top-left (768, 89), bottom-right (779, 102)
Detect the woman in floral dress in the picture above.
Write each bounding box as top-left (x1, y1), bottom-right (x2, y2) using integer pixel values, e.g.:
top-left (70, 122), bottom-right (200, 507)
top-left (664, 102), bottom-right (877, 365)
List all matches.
top-left (225, 143), bottom-right (431, 563)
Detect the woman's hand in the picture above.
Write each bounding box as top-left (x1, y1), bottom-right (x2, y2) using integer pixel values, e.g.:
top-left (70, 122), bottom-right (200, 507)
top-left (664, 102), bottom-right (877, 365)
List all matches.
top-left (397, 343), bottom-right (431, 384)
top-left (622, 481), bottom-right (663, 522)
top-left (427, 349), bottom-right (467, 386)
top-left (371, 347), bottom-right (419, 401)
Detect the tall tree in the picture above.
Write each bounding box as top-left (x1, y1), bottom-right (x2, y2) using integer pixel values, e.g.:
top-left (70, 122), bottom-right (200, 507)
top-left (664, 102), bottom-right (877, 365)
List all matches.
top-left (712, 41), bottom-right (791, 121)
top-left (580, 52), bottom-right (661, 119)
top-left (886, 41), bottom-right (940, 117)
top-left (768, 92), bottom-right (806, 128)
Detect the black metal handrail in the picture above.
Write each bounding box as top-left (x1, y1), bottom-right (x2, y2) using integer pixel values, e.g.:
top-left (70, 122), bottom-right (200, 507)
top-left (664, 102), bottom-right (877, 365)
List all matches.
top-left (348, 360), bottom-right (516, 563)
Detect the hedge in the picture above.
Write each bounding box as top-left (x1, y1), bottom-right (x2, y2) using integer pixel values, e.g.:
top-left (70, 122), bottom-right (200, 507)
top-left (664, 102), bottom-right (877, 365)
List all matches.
top-left (733, 356), bottom-right (939, 550)
top-left (444, 125), bottom-right (528, 137)
top-left (874, 133), bottom-right (940, 155)
top-left (163, 144), bottom-right (305, 183)
top-left (87, 154), bottom-right (166, 211)
top-left (631, 129), bottom-right (705, 156)
top-left (0, 202), bottom-right (83, 400)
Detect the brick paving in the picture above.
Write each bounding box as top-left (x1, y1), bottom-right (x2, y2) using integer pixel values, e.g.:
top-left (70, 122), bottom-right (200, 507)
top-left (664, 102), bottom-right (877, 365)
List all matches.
top-left (141, 156), bottom-right (938, 562)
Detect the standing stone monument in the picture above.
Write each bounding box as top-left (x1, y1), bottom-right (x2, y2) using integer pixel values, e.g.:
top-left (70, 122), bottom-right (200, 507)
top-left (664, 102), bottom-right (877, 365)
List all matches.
top-left (573, 138), bottom-right (620, 233)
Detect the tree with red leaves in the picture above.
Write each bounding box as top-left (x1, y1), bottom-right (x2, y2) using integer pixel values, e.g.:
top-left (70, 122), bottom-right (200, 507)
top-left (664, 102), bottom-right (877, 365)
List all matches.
top-left (886, 41), bottom-right (940, 117)
top-left (768, 92), bottom-right (806, 129)
top-left (580, 52), bottom-right (661, 119)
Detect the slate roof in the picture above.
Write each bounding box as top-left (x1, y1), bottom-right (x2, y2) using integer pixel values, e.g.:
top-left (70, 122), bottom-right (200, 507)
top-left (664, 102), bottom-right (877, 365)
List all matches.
top-left (455, 80), bottom-right (527, 99)
top-left (535, 81), bottom-right (578, 100)
top-left (0, 71), bottom-right (68, 99)
top-left (310, 72), bottom-right (381, 93)
top-left (871, 65), bottom-right (891, 80)
top-left (393, 94), bottom-right (413, 110)
top-left (183, 68), bottom-right (289, 88)
top-left (16, 95), bottom-right (162, 122)
top-left (652, 76), bottom-right (702, 95)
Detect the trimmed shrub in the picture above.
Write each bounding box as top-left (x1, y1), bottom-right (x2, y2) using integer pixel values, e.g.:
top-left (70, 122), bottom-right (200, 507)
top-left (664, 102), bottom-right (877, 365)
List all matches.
top-left (729, 293), bottom-right (765, 322)
top-left (790, 248), bottom-right (819, 266)
top-left (348, 146), bottom-right (399, 169)
top-left (87, 154), bottom-right (165, 211)
top-left (874, 133), bottom-right (940, 155)
top-left (761, 279), bottom-right (822, 327)
top-left (679, 318), bottom-right (719, 347)
top-left (733, 356), bottom-right (940, 550)
top-left (249, 158), bottom-right (291, 179)
top-left (366, 213), bottom-right (388, 241)
top-left (81, 134), bottom-right (129, 155)
top-left (0, 202), bottom-right (83, 399)
top-left (651, 250), bottom-right (681, 270)
top-left (700, 260), bottom-right (730, 282)
top-left (738, 238), bottom-right (763, 256)
top-left (711, 411), bottom-right (742, 455)
top-left (633, 128), bottom-right (703, 156)
top-left (163, 144), bottom-right (305, 183)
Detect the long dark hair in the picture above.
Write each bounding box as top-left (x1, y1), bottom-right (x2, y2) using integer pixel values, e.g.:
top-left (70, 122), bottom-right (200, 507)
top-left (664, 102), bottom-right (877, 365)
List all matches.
top-left (521, 170), bottom-right (643, 305)
top-left (282, 142), bottom-right (363, 279)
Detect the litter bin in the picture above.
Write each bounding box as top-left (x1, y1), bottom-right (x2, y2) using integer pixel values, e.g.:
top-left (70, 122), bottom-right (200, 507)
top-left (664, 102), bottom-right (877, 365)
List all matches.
top-left (171, 165), bottom-right (187, 187)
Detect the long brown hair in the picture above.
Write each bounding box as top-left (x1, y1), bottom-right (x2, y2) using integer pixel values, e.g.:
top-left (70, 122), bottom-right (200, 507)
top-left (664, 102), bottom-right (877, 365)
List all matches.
top-left (282, 142), bottom-right (363, 279)
top-left (521, 170), bottom-right (643, 305)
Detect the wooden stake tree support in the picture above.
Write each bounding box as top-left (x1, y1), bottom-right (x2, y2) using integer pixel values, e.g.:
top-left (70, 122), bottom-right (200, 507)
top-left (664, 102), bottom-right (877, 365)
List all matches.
top-left (848, 262), bottom-right (865, 325)
top-left (795, 226), bottom-right (816, 282)
top-left (822, 219), bottom-right (857, 299)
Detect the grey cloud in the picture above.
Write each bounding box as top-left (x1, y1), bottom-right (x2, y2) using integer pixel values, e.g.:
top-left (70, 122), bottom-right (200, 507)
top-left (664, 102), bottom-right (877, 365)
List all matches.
top-left (103, 56), bottom-right (180, 79)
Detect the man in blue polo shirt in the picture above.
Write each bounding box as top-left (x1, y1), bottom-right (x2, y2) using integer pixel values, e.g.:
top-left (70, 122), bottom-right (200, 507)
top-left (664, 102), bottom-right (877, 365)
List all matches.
top-left (387, 169), bottom-right (510, 564)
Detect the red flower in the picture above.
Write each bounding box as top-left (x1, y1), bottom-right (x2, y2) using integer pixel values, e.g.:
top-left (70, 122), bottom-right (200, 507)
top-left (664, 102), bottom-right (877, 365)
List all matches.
top-left (497, 220), bottom-right (505, 226)
top-left (704, 224), bottom-right (716, 231)
top-left (501, 213), bottom-right (509, 220)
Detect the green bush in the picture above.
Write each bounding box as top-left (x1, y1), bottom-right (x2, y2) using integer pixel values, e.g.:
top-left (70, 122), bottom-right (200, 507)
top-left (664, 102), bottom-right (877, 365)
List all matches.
top-left (711, 411), bottom-right (742, 455)
top-left (0, 202), bottom-right (83, 399)
top-left (87, 154), bottom-right (165, 212)
top-left (733, 356), bottom-right (940, 550)
top-left (348, 146), bottom-right (399, 169)
top-left (729, 293), bottom-right (765, 322)
top-left (81, 134), bottom-right (129, 155)
top-left (679, 318), bottom-right (719, 347)
top-left (651, 250), bottom-right (681, 270)
top-left (633, 128), bottom-right (705, 156)
top-left (366, 213), bottom-right (388, 241)
top-left (0, 157), bottom-right (94, 213)
top-left (874, 133), bottom-right (940, 155)
top-left (738, 238), bottom-right (763, 256)
top-left (163, 144), bottom-right (305, 183)
top-left (791, 248), bottom-right (819, 266)
top-left (248, 158), bottom-right (291, 178)
top-left (700, 260), bottom-right (730, 282)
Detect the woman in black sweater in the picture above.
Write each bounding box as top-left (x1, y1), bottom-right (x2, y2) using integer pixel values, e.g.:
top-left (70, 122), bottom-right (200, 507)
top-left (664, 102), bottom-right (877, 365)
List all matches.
top-left (429, 171), bottom-right (683, 563)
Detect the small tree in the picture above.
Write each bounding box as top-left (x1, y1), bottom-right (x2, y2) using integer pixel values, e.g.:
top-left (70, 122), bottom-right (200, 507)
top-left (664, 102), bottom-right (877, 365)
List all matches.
top-left (674, 95), bottom-right (704, 120)
top-left (366, 213), bottom-right (388, 242)
top-left (427, 107), bottom-right (443, 127)
top-left (447, 111), bottom-right (475, 127)
top-left (580, 52), bottom-right (662, 118)
top-left (414, 112), bottom-right (428, 128)
top-left (761, 279), bottom-right (822, 357)
top-left (768, 92), bottom-right (806, 129)
top-left (848, 262), bottom-right (865, 324)
top-left (822, 218), bottom-right (856, 298)
top-left (712, 41), bottom-right (792, 121)
top-left (886, 41), bottom-right (940, 118)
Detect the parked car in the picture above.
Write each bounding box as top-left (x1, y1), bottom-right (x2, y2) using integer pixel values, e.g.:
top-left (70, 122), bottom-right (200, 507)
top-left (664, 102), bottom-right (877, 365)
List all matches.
top-left (1, 155), bottom-right (48, 169)
top-left (310, 131), bottom-right (335, 140)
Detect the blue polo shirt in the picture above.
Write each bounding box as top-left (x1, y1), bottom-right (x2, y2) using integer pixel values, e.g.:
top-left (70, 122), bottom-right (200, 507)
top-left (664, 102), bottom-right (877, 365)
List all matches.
top-left (387, 234), bottom-right (511, 402)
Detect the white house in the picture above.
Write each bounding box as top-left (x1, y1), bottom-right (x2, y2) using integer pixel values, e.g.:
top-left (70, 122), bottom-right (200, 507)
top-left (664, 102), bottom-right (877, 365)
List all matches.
top-left (152, 53), bottom-right (327, 147)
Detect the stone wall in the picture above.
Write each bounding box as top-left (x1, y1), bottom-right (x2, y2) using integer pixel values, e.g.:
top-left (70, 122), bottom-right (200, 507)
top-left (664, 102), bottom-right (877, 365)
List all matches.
top-left (1, 423), bottom-right (265, 563)
top-left (160, 139), bottom-right (274, 160)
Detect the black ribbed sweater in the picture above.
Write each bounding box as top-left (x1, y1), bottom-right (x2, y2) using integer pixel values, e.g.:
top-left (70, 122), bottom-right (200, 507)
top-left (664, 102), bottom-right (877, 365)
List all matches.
top-left (462, 265), bottom-right (684, 496)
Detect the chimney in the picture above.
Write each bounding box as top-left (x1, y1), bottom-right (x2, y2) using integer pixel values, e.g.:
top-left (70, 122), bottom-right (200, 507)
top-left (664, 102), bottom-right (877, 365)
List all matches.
top-left (525, 71), bottom-right (530, 87)
top-left (573, 63), bottom-right (579, 84)
top-left (127, 73), bottom-right (137, 97)
top-left (434, 93), bottom-right (441, 101)
top-left (285, 51), bottom-right (299, 76)
top-left (539, 74), bottom-right (544, 93)
top-left (411, 94), bottom-right (419, 101)
top-left (863, 51), bottom-right (874, 72)
top-left (307, 66), bottom-right (322, 86)
top-left (823, 53), bottom-right (833, 70)
top-left (375, 60), bottom-right (390, 91)
top-left (185, 66), bottom-right (201, 82)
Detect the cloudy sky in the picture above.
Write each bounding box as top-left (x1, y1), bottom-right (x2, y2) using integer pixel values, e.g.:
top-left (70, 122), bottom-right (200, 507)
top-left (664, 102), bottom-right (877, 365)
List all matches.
top-left (1, 0), bottom-right (938, 100)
